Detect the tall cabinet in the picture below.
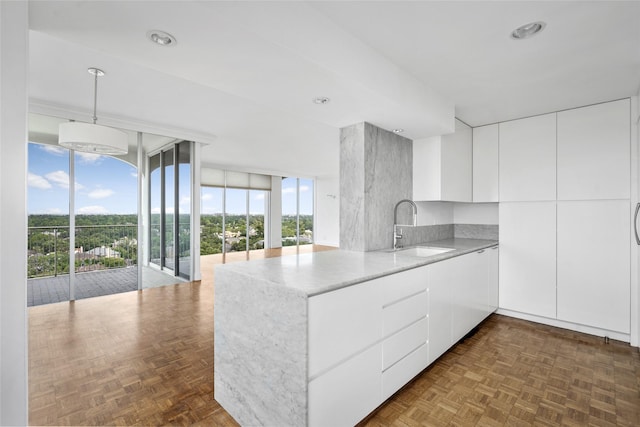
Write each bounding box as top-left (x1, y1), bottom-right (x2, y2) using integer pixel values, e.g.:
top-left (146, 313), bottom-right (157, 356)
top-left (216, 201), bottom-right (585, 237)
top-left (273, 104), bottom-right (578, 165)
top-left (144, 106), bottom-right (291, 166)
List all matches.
top-left (498, 98), bottom-right (632, 336)
top-left (555, 100), bottom-right (631, 334)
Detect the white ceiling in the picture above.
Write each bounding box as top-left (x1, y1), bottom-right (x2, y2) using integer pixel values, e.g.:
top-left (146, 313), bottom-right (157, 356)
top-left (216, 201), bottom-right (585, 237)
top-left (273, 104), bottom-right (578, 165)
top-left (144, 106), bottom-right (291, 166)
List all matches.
top-left (28, 1), bottom-right (640, 178)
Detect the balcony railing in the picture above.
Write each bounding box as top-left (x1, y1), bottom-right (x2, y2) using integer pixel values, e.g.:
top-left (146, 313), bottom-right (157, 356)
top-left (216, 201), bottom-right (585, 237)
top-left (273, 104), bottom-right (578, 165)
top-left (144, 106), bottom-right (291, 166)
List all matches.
top-left (27, 225), bottom-right (138, 279)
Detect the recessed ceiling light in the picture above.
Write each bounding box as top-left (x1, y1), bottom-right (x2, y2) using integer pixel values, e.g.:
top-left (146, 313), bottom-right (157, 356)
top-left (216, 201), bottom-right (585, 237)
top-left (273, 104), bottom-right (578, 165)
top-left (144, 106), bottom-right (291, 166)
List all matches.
top-left (147, 30), bottom-right (177, 47)
top-left (313, 97), bottom-right (330, 105)
top-left (510, 21), bottom-right (546, 40)
top-left (393, 129), bottom-right (404, 134)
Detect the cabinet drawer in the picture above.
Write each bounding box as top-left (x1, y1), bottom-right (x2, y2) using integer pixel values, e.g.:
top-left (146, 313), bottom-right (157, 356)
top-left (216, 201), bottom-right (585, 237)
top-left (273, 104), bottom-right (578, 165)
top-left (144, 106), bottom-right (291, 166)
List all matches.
top-left (382, 342), bottom-right (428, 401)
top-left (309, 343), bottom-right (382, 427)
top-left (382, 266), bottom-right (427, 305)
top-left (382, 317), bottom-right (428, 370)
top-left (383, 290), bottom-right (428, 336)
top-left (309, 279), bottom-right (382, 378)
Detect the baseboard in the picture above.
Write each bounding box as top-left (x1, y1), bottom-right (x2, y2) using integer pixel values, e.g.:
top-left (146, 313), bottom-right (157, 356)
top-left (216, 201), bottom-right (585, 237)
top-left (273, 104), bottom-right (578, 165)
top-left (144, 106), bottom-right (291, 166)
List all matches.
top-left (496, 308), bottom-right (632, 344)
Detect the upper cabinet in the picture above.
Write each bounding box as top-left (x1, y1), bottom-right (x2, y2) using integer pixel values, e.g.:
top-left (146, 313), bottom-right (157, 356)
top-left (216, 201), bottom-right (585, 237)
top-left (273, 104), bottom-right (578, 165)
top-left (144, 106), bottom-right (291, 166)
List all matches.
top-left (557, 99), bottom-right (630, 200)
top-left (499, 113), bottom-right (556, 202)
top-left (472, 124), bottom-right (499, 202)
top-left (413, 119), bottom-right (472, 202)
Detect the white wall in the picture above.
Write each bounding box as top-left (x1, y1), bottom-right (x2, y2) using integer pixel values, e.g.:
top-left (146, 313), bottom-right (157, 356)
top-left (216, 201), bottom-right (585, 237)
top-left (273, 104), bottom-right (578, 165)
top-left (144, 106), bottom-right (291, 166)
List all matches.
top-left (415, 201), bottom-right (453, 225)
top-left (315, 175), bottom-right (339, 246)
top-left (454, 203), bottom-right (499, 225)
top-left (0, 1), bottom-right (29, 424)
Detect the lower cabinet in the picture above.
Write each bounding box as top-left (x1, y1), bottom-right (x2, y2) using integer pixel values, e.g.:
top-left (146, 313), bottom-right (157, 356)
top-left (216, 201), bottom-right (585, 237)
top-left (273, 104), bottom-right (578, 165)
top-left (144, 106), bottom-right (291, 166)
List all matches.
top-left (557, 200), bottom-right (630, 333)
top-left (308, 248), bottom-right (498, 426)
top-left (488, 246), bottom-right (499, 312)
top-left (308, 343), bottom-right (382, 427)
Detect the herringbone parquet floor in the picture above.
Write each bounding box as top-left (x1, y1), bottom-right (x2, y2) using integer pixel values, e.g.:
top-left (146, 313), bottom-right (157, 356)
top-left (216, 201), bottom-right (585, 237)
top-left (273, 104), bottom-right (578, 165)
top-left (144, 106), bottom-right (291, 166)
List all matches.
top-left (29, 247), bottom-right (640, 426)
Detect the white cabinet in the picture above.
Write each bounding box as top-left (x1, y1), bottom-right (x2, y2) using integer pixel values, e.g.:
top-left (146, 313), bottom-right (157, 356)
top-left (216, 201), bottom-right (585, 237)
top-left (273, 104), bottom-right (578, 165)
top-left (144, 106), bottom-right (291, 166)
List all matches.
top-left (557, 200), bottom-right (630, 333)
top-left (449, 255), bottom-right (476, 343)
top-left (473, 124), bottom-right (499, 202)
top-left (499, 113), bottom-right (556, 202)
top-left (414, 119), bottom-right (472, 202)
top-left (308, 343), bottom-right (382, 427)
top-left (381, 267), bottom-right (428, 400)
top-left (470, 249), bottom-right (491, 326)
top-left (488, 246), bottom-right (499, 313)
top-left (499, 202), bottom-right (557, 318)
top-left (427, 259), bottom-right (453, 363)
top-left (308, 278), bottom-right (382, 378)
top-left (557, 99), bottom-right (630, 200)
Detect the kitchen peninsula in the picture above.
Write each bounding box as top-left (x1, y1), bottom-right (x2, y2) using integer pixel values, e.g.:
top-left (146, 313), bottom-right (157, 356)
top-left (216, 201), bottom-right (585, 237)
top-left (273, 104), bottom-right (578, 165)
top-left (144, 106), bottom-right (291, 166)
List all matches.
top-left (214, 238), bottom-right (498, 427)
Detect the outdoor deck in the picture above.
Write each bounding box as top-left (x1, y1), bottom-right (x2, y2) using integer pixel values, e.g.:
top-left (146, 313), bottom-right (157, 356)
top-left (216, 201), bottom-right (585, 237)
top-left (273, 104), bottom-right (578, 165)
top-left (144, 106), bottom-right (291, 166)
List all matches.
top-left (27, 266), bottom-right (186, 307)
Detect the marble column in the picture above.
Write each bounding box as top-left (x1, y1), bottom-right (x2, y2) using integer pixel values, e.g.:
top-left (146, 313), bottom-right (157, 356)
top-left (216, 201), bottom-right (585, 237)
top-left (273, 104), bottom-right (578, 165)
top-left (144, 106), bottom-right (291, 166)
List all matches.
top-left (340, 122), bottom-right (412, 251)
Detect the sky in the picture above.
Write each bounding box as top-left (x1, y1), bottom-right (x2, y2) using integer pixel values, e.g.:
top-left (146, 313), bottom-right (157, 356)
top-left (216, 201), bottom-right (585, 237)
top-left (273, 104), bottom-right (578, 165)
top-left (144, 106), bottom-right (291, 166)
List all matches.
top-left (28, 143), bottom-right (137, 215)
top-left (28, 142), bottom-right (313, 216)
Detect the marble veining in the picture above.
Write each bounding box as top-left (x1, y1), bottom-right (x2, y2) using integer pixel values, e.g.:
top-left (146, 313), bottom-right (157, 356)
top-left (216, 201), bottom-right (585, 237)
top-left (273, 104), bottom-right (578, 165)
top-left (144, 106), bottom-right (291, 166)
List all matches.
top-left (340, 122), bottom-right (412, 251)
top-left (214, 268), bottom-right (308, 427)
top-left (454, 224), bottom-right (499, 240)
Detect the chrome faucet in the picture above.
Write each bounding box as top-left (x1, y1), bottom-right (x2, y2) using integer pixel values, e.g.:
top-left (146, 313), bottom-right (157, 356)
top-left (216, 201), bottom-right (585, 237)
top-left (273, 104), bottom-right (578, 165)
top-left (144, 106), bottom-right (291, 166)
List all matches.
top-left (393, 199), bottom-right (418, 250)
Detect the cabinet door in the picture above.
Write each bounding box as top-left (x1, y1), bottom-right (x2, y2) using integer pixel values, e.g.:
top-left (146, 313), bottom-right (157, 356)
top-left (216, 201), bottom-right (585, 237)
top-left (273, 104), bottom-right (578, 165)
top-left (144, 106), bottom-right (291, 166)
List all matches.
top-left (557, 99), bottom-right (630, 200)
top-left (308, 278), bottom-right (382, 378)
top-left (308, 343), bottom-right (382, 427)
top-left (499, 113), bottom-right (556, 202)
top-left (447, 255), bottom-right (473, 344)
top-left (488, 246), bottom-right (499, 314)
top-left (470, 249), bottom-right (490, 325)
top-left (499, 202), bottom-right (557, 318)
top-left (473, 124), bottom-right (499, 202)
top-left (427, 259), bottom-right (453, 363)
top-left (557, 200), bottom-right (630, 333)
top-left (441, 119), bottom-right (472, 202)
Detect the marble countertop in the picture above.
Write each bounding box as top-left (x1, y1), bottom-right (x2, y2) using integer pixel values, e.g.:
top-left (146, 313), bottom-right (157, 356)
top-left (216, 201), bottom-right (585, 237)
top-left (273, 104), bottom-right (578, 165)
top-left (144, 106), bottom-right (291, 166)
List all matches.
top-left (215, 238), bottom-right (498, 297)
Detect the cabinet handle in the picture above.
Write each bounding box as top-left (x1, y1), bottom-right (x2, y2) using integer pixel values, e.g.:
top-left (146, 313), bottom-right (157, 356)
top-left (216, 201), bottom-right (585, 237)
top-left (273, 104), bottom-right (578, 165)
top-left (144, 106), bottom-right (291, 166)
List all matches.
top-left (635, 203), bottom-right (640, 245)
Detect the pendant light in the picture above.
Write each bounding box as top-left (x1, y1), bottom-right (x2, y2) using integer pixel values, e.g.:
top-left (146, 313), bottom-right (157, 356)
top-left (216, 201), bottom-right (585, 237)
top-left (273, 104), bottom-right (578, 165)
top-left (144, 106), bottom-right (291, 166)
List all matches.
top-left (59, 67), bottom-right (128, 155)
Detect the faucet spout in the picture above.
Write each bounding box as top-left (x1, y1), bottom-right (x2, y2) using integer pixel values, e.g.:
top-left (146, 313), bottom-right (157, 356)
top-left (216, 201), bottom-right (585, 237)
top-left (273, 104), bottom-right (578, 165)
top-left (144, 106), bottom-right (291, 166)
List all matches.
top-left (393, 199), bottom-right (418, 249)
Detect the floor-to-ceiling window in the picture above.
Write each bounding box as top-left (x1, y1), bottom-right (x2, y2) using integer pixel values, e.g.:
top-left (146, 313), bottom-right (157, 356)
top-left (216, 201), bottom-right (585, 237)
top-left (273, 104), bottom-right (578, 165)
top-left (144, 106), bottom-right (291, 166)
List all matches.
top-left (27, 113), bottom-right (139, 306)
top-left (200, 169), bottom-right (270, 258)
top-left (282, 177), bottom-right (314, 246)
top-left (148, 141), bottom-right (191, 280)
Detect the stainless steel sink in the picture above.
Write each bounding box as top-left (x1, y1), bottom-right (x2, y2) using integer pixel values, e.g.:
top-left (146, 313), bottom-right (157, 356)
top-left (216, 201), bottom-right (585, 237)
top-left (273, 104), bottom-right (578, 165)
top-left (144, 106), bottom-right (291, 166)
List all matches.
top-left (389, 246), bottom-right (454, 257)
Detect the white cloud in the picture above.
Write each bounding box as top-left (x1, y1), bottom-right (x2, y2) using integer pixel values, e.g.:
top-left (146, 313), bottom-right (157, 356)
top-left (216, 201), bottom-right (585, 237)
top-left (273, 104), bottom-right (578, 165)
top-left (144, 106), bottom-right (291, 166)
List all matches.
top-left (201, 193), bottom-right (213, 201)
top-left (46, 208), bottom-right (63, 214)
top-left (88, 188), bottom-right (115, 199)
top-left (299, 185), bottom-right (310, 193)
top-left (254, 193), bottom-right (265, 201)
top-left (40, 145), bottom-right (66, 156)
top-left (282, 187), bottom-right (297, 195)
top-left (44, 170), bottom-right (84, 191)
top-left (28, 172), bottom-right (52, 190)
top-left (75, 152), bottom-right (102, 164)
top-left (45, 170), bottom-right (70, 188)
top-left (131, 172), bottom-right (138, 178)
top-left (77, 205), bottom-right (108, 214)
top-left (180, 196), bottom-right (190, 206)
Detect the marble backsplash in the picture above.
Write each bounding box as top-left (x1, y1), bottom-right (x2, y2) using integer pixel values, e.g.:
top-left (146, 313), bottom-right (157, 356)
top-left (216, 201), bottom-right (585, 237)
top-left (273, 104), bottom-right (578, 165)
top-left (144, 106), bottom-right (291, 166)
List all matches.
top-left (395, 223), bottom-right (498, 247)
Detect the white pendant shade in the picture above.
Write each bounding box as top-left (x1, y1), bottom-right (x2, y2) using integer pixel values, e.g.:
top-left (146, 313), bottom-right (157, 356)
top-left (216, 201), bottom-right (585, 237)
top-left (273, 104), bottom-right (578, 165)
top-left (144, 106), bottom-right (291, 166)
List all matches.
top-left (59, 122), bottom-right (128, 155)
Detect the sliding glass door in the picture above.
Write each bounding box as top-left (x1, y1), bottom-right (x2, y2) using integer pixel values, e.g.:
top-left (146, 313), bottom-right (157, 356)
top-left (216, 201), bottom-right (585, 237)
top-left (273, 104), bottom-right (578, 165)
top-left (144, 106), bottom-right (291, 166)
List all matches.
top-left (148, 141), bottom-right (191, 279)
